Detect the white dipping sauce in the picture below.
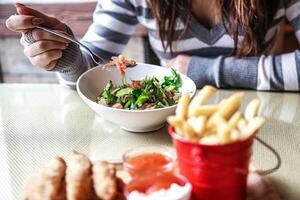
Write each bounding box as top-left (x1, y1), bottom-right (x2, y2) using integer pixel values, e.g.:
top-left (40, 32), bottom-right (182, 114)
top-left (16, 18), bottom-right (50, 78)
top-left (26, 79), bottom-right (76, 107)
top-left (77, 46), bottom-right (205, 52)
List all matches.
top-left (127, 183), bottom-right (192, 200)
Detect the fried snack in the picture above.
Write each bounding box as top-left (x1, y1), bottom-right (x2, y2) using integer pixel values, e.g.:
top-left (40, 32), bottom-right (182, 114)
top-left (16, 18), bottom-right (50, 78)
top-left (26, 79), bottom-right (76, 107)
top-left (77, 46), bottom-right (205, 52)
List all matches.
top-left (230, 129), bottom-right (241, 141)
top-left (66, 151), bottom-right (93, 200)
top-left (167, 115), bottom-right (185, 136)
top-left (92, 161), bottom-right (120, 200)
top-left (199, 135), bottom-right (220, 145)
top-left (182, 123), bottom-right (197, 139)
top-left (211, 115), bottom-right (231, 143)
top-left (214, 92), bottom-right (245, 119)
top-left (245, 99), bottom-right (260, 121)
top-left (24, 156), bottom-right (66, 200)
top-left (237, 118), bottom-right (247, 132)
top-left (188, 86), bottom-right (217, 117)
top-left (241, 117), bottom-right (266, 139)
top-left (228, 111), bottom-right (242, 129)
top-left (187, 116), bottom-right (206, 136)
top-left (218, 99), bottom-right (228, 107)
top-left (169, 85), bottom-right (266, 145)
top-left (191, 105), bottom-right (219, 117)
top-left (176, 94), bottom-right (191, 119)
top-left (207, 92), bottom-right (245, 129)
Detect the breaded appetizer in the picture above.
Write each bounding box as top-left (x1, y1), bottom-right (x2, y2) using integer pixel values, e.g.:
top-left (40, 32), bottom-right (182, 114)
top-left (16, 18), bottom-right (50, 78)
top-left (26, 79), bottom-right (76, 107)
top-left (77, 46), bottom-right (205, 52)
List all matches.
top-left (66, 151), bottom-right (93, 200)
top-left (24, 156), bottom-right (66, 200)
top-left (92, 161), bottom-right (124, 200)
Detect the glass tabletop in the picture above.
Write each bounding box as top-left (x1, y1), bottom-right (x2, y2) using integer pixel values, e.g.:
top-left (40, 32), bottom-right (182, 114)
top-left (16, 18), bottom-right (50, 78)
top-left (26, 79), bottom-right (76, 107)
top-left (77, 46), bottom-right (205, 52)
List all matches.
top-left (0, 84), bottom-right (299, 200)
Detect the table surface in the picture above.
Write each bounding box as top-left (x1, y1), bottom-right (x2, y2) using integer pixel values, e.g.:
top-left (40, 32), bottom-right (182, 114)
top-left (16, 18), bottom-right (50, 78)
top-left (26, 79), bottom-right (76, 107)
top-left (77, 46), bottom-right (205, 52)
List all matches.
top-left (0, 84), bottom-right (299, 200)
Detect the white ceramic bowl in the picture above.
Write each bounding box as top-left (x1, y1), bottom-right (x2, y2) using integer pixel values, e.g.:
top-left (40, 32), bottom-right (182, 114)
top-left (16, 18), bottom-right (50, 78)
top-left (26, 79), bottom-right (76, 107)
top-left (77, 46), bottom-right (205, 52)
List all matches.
top-left (76, 63), bottom-right (196, 132)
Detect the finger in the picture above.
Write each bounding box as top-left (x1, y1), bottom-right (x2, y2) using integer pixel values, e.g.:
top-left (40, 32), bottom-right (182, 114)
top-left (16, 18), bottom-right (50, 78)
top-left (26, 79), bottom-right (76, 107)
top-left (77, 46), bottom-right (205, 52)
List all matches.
top-left (31, 28), bottom-right (69, 43)
top-left (24, 40), bottom-right (68, 57)
top-left (20, 34), bottom-right (28, 47)
top-left (6, 15), bottom-right (44, 32)
top-left (16, 3), bottom-right (65, 30)
top-left (45, 60), bottom-right (58, 71)
top-left (30, 50), bottom-right (63, 67)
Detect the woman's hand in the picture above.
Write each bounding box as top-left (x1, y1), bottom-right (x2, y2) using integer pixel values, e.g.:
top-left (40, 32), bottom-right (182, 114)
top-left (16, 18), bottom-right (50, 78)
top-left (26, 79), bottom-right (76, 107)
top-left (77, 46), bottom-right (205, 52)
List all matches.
top-left (167, 55), bottom-right (191, 75)
top-left (6, 3), bottom-right (70, 70)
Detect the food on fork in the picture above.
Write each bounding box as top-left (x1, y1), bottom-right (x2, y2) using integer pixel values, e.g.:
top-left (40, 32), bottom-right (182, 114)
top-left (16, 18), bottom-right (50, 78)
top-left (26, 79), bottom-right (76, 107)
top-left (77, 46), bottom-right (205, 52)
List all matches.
top-left (167, 85), bottom-right (266, 145)
top-left (103, 55), bottom-right (136, 76)
top-left (66, 151), bottom-right (93, 200)
top-left (23, 156), bottom-right (67, 200)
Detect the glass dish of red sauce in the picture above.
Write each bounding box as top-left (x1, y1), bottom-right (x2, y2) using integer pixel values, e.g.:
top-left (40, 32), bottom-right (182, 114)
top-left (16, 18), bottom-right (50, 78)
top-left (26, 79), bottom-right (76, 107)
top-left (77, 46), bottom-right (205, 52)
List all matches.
top-left (123, 146), bottom-right (191, 199)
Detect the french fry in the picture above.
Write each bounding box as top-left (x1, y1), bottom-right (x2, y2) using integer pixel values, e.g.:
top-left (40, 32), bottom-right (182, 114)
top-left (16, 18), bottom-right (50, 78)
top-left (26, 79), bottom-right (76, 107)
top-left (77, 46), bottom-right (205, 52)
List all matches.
top-left (237, 118), bottom-right (247, 131)
top-left (176, 95), bottom-right (191, 119)
top-left (244, 99), bottom-right (260, 121)
top-left (207, 92), bottom-right (245, 129)
top-left (215, 116), bottom-right (231, 143)
top-left (217, 124), bottom-right (231, 143)
top-left (219, 99), bottom-right (227, 107)
top-left (229, 111), bottom-right (242, 129)
top-left (216, 92), bottom-right (245, 119)
top-left (183, 123), bottom-right (197, 139)
top-left (199, 135), bottom-right (220, 145)
top-left (167, 115), bottom-right (185, 136)
top-left (167, 115), bottom-right (184, 127)
top-left (187, 116), bottom-right (207, 136)
top-left (241, 117), bottom-right (265, 139)
top-left (188, 86), bottom-right (216, 117)
top-left (230, 129), bottom-right (241, 141)
top-left (190, 105), bottom-right (219, 117)
top-left (171, 85), bottom-right (266, 145)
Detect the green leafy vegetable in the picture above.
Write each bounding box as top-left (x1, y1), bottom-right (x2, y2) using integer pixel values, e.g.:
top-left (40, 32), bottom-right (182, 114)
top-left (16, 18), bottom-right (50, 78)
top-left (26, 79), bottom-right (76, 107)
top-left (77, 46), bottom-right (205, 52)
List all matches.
top-left (161, 68), bottom-right (181, 90)
top-left (96, 69), bottom-right (182, 110)
top-left (135, 92), bottom-right (150, 106)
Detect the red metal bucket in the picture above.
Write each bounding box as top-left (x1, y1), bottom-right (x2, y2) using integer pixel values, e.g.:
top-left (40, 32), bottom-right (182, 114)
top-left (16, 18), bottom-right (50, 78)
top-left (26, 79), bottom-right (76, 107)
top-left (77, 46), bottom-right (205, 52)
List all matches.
top-left (168, 126), bottom-right (254, 200)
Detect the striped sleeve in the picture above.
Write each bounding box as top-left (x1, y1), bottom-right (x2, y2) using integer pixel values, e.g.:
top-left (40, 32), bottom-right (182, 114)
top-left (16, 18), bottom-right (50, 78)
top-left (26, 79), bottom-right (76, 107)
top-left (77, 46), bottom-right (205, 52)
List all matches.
top-left (56, 0), bottom-right (138, 88)
top-left (286, 0), bottom-right (300, 41)
top-left (257, 0), bottom-right (300, 91)
top-left (188, 1), bottom-right (300, 91)
top-left (188, 51), bottom-right (300, 91)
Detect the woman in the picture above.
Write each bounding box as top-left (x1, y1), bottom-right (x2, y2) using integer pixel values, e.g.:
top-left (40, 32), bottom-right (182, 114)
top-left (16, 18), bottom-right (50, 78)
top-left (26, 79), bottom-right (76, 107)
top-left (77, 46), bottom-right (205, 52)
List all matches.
top-left (6, 0), bottom-right (300, 91)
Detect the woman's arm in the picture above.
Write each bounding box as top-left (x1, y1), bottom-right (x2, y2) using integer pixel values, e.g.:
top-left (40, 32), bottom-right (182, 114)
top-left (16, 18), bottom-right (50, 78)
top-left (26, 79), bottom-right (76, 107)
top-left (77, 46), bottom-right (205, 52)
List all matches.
top-left (188, 51), bottom-right (300, 91)
top-left (187, 0), bottom-right (300, 91)
top-left (54, 0), bottom-right (139, 87)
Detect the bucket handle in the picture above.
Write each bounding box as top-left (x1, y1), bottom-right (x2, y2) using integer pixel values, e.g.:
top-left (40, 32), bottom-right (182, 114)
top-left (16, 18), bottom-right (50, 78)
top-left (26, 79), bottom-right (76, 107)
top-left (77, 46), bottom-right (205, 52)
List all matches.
top-left (252, 136), bottom-right (281, 176)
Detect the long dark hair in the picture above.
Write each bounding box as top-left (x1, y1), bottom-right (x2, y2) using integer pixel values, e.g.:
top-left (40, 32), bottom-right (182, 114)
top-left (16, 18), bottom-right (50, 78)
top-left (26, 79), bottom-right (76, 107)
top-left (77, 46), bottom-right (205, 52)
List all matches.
top-left (148, 0), bottom-right (279, 57)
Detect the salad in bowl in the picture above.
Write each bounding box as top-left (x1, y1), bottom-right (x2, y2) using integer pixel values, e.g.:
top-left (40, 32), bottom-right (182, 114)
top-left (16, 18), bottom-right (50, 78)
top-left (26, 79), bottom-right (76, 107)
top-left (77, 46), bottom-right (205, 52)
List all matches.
top-left (77, 55), bottom-right (196, 132)
top-left (96, 68), bottom-right (181, 110)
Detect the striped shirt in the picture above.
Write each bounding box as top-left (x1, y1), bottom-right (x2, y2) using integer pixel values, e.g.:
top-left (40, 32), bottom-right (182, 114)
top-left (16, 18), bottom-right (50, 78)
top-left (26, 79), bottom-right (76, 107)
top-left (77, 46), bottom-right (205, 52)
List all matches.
top-left (55, 0), bottom-right (300, 91)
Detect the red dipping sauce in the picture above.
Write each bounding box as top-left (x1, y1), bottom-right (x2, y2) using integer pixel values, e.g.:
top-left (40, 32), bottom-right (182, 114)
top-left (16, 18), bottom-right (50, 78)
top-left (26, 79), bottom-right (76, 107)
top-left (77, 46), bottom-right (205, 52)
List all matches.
top-left (125, 153), bottom-right (173, 175)
top-left (123, 146), bottom-right (187, 195)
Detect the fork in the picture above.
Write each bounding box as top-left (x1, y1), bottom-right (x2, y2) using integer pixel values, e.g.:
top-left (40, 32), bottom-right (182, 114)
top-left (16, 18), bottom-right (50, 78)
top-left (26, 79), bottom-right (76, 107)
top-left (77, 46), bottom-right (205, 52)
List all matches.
top-left (35, 25), bottom-right (104, 64)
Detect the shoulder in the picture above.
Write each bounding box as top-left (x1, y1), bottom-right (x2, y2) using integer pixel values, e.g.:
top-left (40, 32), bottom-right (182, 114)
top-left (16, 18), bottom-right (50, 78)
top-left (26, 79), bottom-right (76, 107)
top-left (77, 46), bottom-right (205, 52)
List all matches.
top-left (282, 0), bottom-right (300, 21)
top-left (126, 0), bottom-right (150, 8)
top-left (283, 0), bottom-right (300, 8)
top-left (101, 0), bottom-right (150, 9)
